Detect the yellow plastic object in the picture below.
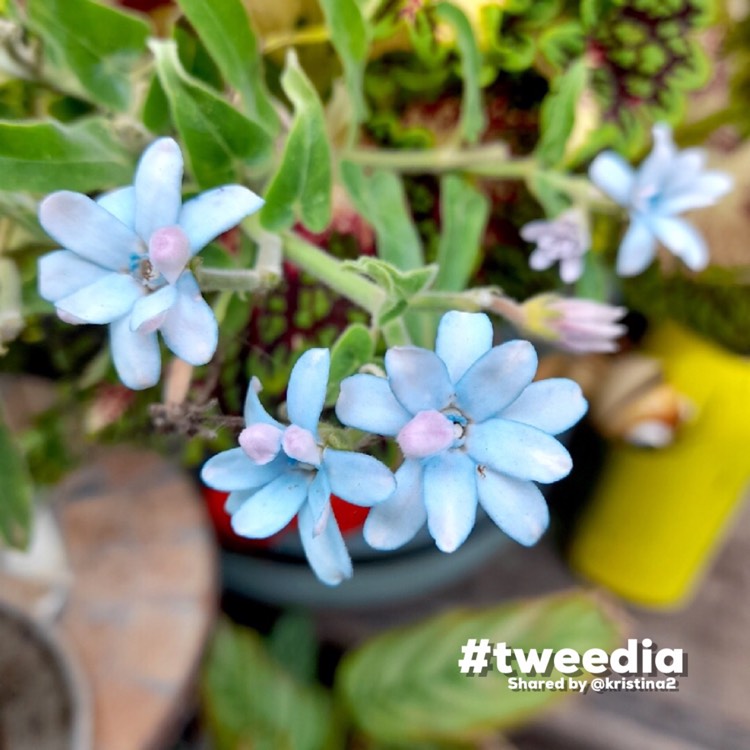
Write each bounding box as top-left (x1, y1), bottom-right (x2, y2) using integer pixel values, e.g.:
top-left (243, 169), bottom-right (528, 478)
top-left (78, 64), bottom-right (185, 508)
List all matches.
top-left (569, 322), bottom-right (750, 608)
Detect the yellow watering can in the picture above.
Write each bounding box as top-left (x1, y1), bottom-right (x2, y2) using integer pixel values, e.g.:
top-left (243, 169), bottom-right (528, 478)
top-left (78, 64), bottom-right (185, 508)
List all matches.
top-left (570, 322), bottom-right (750, 607)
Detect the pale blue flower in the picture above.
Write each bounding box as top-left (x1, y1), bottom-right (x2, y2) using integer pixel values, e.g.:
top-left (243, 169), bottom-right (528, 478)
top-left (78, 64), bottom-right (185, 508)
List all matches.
top-left (521, 208), bottom-right (590, 284)
top-left (37, 138), bottom-right (263, 389)
top-left (589, 124), bottom-right (732, 277)
top-left (201, 349), bottom-right (396, 586)
top-left (336, 311), bottom-right (587, 553)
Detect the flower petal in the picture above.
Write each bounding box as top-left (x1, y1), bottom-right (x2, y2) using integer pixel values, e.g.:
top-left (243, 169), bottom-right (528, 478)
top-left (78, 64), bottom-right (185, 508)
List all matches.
top-left (397, 410), bottom-right (455, 459)
top-left (476, 470), bottom-right (549, 546)
top-left (39, 191), bottom-right (142, 270)
top-left (616, 217), bottom-right (656, 277)
top-left (38, 249), bottom-right (110, 302)
top-left (134, 138), bottom-right (183, 240)
top-left (323, 448), bottom-right (396, 506)
top-left (335, 373), bottom-right (411, 436)
top-left (423, 451), bottom-right (477, 553)
top-left (307, 469), bottom-right (332, 536)
top-left (225, 490), bottom-right (250, 515)
top-left (466, 418), bottom-right (572, 484)
top-left (179, 185), bottom-right (264, 255)
top-left (559, 256), bottom-right (584, 284)
top-left (501, 378), bottom-right (587, 435)
top-left (634, 123), bottom-right (677, 199)
top-left (589, 151), bottom-right (636, 205)
top-left (385, 347), bottom-right (454, 414)
top-left (282, 425), bottom-right (322, 466)
top-left (201, 448), bottom-right (288, 491)
top-left (456, 340), bottom-right (537, 422)
top-left (56, 272), bottom-right (143, 324)
top-left (160, 272), bottom-right (218, 365)
top-left (130, 284), bottom-right (177, 333)
top-left (364, 459), bottom-right (426, 550)
top-left (244, 376), bottom-right (284, 429)
top-left (435, 311), bottom-right (494, 384)
top-left (529, 247), bottom-right (555, 271)
top-left (239, 424), bottom-right (283, 465)
top-left (287, 348), bottom-right (330, 434)
top-left (109, 315), bottom-right (161, 390)
top-left (659, 172), bottom-right (733, 214)
top-left (298, 504), bottom-right (353, 586)
top-left (649, 216), bottom-right (708, 271)
top-left (97, 186), bottom-right (136, 229)
top-left (230, 469), bottom-right (310, 538)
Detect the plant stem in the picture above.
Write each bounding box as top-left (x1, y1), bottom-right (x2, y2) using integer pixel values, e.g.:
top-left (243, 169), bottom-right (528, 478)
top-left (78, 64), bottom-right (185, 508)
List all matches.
top-left (281, 230), bottom-right (384, 315)
top-left (263, 24), bottom-right (330, 54)
top-left (194, 265), bottom-right (281, 293)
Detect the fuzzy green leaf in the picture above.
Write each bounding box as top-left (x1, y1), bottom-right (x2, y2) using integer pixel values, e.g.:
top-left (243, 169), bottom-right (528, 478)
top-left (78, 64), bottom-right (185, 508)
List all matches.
top-left (317, 0), bottom-right (370, 123)
top-left (434, 2), bottom-right (486, 143)
top-left (0, 118), bottom-right (132, 192)
top-left (435, 175), bottom-right (489, 291)
top-left (150, 39), bottom-right (272, 189)
top-left (202, 620), bottom-right (337, 750)
top-left (260, 52), bottom-right (332, 232)
top-left (536, 58), bottom-right (588, 168)
top-left (25, 0), bottom-right (149, 111)
top-left (175, 0), bottom-right (279, 133)
top-left (338, 591), bottom-right (623, 745)
top-left (0, 404), bottom-right (33, 549)
top-left (340, 162), bottom-right (423, 270)
top-left (325, 323), bottom-right (375, 406)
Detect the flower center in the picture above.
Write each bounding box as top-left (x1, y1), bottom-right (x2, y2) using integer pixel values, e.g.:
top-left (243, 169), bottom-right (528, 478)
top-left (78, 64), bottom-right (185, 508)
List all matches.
top-left (397, 409), bottom-right (466, 459)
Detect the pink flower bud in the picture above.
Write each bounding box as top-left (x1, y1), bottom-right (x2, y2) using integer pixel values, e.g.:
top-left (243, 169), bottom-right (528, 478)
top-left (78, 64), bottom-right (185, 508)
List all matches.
top-left (282, 424), bottom-right (322, 466)
top-left (397, 410), bottom-right (456, 459)
top-left (239, 423), bottom-right (283, 465)
top-left (148, 225), bottom-right (190, 284)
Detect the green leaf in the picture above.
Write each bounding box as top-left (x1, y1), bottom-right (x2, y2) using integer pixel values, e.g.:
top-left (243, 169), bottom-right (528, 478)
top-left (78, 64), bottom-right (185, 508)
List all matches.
top-left (318, 0), bottom-right (370, 124)
top-left (434, 2), bottom-right (485, 144)
top-left (576, 251), bottom-right (610, 302)
top-left (25, 0), bottom-right (149, 111)
top-left (326, 323), bottom-right (375, 406)
top-left (0, 117), bottom-right (132, 192)
top-left (268, 610), bottom-right (319, 685)
top-left (260, 52), bottom-right (332, 233)
top-left (150, 39), bottom-right (273, 189)
top-left (525, 171), bottom-right (570, 217)
top-left (175, 0), bottom-right (279, 133)
top-left (435, 175), bottom-right (489, 292)
top-left (340, 162), bottom-right (423, 270)
top-left (535, 58), bottom-right (588, 168)
top-left (539, 21), bottom-right (585, 72)
top-left (202, 620), bottom-right (339, 750)
top-left (0, 401), bottom-right (33, 549)
top-left (337, 590), bottom-right (623, 745)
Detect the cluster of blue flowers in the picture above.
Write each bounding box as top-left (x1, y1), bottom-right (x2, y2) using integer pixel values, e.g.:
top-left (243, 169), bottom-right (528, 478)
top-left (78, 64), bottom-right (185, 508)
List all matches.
top-left (202, 311), bottom-right (587, 584)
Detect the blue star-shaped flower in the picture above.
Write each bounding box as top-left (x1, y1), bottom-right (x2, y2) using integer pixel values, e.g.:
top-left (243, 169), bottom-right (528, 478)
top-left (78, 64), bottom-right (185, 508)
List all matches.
top-left (589, 124), bottom-right (732, 277)
top-left (37, 138), bottom-right (263, 389)
top-left (336, 312), bottom-right (587, 553)
top-left (201, 349), bottom-right (396, 586)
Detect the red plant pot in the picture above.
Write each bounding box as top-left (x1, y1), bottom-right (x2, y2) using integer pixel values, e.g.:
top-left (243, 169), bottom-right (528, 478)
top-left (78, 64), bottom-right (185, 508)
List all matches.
top-left (202, 486), bottom-right (370, 552)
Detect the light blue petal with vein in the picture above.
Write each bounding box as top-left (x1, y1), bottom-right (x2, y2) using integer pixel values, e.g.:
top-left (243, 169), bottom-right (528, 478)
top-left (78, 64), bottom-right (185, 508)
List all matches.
top-left (588, 151), bottom-right (636, 206)
top-left (633, 124), bottom-right (676, 196)
top-left (335, 373), bottom-right (410, 436)
top-left (134, 138), bottom-right (183, 240)
top-left (39, 191), bottom-right (142, 270)
top-left (467, 418), bottom-right (572, 484)
top-left (225, 490), bottom-right (251, 515)
top-left (56, 272), bottom-right (143, 324)
top-left (423, 451), bottom-right (477, 553)
top-left (385, 347), bottom-right (454, 414)
top-left (616, 217), bottom-right (657, 277)
top-left (456, 340), bottom-right (537, 422)
top-left (160, 272), bottom-right (218, 365)
top-left (649, 216), bottom-right (708, 271)
top-left (97, 186), bottom-right (136, 229)
top-left (38, 250), bottom-right (109, 302)
top-left (230, 469), bottom-right (310, 538)
top-left (323, 448), bottom-right (396, 507)
top-left (477, 470), bottom-right (549, 546)
top-left (298, 504), bottom-right (353, 586)
top-left (179, 185), bottom-right (264, 255)
top-left (244, 378), bottom-right (283, 428)
top-left (201, 448), bottom-right (288, 491)
top-left (287, 348), bottom-right (330, 434)
top-left (130, 284), bottom-right (177, 332)
top-left (109, 314), bottom-right (161, 390)
top-left (435, 311), bottom-right (493, 384)
top-left (501, 378), bottom-right (587, 435)
top-left (659, 172), bottom-right (733, 215)
top-left (307, 468), bottom-right (331, 535)
top-left (364, 459), bottom-right (426, 550)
